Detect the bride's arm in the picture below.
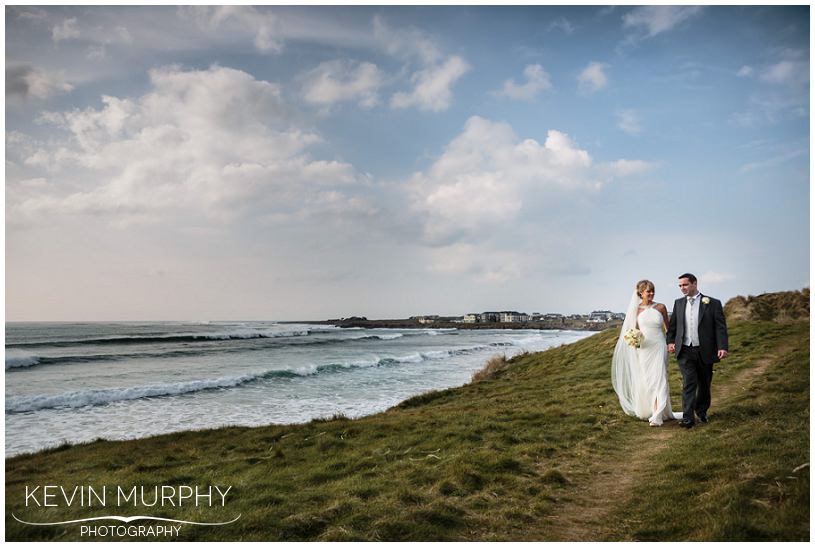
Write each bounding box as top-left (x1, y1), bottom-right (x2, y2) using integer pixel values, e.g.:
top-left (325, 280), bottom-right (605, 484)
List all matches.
top-left (656, 303), bottom-right (669, 331)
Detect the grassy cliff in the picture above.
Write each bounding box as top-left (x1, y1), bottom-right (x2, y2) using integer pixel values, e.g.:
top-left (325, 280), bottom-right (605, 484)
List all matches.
top-left (5, 294), bottom-right (809, 541)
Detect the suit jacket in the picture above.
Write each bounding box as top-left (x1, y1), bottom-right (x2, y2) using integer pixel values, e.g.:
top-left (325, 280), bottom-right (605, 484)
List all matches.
top-left (666, 294), bottom-right (729, 365)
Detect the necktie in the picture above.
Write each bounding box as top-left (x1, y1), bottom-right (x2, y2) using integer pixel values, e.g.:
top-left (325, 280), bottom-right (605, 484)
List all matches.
top-left (687, 297), bottom-right (696, 346)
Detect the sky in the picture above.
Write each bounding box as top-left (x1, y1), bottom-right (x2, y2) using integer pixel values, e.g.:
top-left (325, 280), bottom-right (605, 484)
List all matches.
top-left (5, 5), bottom-right (811, 321)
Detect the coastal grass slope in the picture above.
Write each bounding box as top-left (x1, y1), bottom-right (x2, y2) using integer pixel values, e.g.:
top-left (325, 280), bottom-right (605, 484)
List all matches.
top-left (5, 315), bottom-right (809, 541)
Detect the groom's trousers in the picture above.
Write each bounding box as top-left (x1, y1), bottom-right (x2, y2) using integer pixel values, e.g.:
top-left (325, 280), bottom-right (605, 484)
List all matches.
top-left (678, 345), bottom-right (713, 420)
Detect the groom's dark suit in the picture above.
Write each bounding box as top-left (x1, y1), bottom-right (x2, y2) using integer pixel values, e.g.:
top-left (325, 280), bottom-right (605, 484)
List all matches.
top-left (667, 294), bottom-right (729, 423)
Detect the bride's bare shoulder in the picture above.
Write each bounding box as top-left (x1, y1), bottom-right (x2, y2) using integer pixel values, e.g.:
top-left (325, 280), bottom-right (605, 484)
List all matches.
top-left (654, 302), bottom-right (668, 312)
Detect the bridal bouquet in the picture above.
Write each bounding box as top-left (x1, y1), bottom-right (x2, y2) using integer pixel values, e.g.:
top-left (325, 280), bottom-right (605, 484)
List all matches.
top-left (624, 328), bottom-right (644, 349)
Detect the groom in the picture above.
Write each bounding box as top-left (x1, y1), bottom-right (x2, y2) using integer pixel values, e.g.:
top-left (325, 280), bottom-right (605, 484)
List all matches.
top-left (667, 273), bottom-right (729, 429)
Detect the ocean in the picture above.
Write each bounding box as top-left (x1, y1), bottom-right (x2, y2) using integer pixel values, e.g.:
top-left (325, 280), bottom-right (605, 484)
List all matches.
top-left (5, 322), bottom-right (592, 457)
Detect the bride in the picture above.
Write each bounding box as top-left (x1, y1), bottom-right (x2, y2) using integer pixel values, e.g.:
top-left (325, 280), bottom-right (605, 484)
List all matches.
top-left (611, 279), bottom-right (682, 426)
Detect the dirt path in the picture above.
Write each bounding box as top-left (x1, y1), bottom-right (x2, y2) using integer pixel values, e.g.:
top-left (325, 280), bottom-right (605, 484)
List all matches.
top-left (530, 338), bottom-right (798, 541)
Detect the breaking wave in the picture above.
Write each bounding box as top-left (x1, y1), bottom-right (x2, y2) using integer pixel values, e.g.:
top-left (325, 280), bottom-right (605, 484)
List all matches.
top-left (5, 342), bottom-right (506, 413)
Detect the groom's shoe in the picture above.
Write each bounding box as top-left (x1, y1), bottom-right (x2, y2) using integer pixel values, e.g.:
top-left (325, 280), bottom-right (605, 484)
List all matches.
top-left (679, 419), bottom-right (695, 429)
top-left (696, 413), bottom-right (708, 423)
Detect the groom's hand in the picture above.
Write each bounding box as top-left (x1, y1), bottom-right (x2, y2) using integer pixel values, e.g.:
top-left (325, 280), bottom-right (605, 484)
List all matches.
top-left (668, 343), bottom-right (676, 354)
top-left (718, 349), bottom-right (729, 359)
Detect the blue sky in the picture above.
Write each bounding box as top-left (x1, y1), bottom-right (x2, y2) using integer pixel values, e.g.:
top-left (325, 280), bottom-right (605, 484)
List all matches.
top-left (5, 5), bottom-right (810, 320)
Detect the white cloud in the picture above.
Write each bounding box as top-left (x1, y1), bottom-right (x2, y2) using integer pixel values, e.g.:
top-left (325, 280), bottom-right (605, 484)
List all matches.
top-left (301, 59), bottom-right (383, 108)
top-left (616, 109), bottom-right (642, 135)
top-left (700, 271), bottom-right (735, 285)
top-left (407, 116), bottom-right (650, 245)
top-left (391, 55), bottom-right (470, 112)
top-left (578, 62), bottom-right (609, 94)
top-left (6, 65), bottom-right (74, 101)
top-left (497, 64), bottom-right (552, 101)
top-left (739, 148), bottom-right (808, 173)
top-left (425, 244), bottom-right (526, 284)
top-left (373, 15), bottom-right (470, 112)
top-left (547, 17), bottom-right (576, 35)
top-left (14, 7), bottom-right (49, 22)
top-left (760, 60), bottom-right (809, 87)
top-left (182, 6), bottom-right (283, 53)
top-left (602, 159), bottom-right (654, 177)
top-left (737, 65), bottom-right (754, 78)
top-left (52, 17), bottom-right (81, 42)
top-left (9, 66), bottom-right (371, 226)
top-left (372, 15), bottom-right (442, 65)
top-left (623, 6), bottom-right (703, 39)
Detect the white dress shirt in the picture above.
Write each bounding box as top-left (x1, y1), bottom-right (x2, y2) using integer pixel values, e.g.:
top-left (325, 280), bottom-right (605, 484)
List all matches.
top-left (683, 293), bottom-right (701, 347)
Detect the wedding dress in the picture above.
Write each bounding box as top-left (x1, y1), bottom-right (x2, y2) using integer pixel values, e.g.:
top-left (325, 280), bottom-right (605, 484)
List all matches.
top-left (611, 291), bottom-right (682, 426)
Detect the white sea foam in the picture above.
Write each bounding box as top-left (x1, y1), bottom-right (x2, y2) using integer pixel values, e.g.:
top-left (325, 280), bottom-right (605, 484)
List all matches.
top-left (5, 349), bottom-right (452, 413)
top-left (6, 349), bottom-right (40, 369)
top-left (375, 333), bottom-right (404, 340)
top-left (5, 372), bottom-right (270, 413)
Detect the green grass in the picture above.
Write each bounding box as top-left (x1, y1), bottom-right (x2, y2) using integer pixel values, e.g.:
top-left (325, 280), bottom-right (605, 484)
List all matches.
top-left (5, 319), bottom-right (809, 541)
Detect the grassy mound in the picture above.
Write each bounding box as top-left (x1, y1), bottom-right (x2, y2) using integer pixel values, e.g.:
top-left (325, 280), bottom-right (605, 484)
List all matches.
top-left (5, 317), bottom-right (809, 541)
top-left (724, 288), bottom-right (809, 323)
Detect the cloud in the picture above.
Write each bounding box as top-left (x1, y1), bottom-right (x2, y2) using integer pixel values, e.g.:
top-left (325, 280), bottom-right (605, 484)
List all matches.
top-left (602, 159), bottom-right (653, 177)
top-left (622, 6), bottom-right (704, 39)
top-left (391, 55), bottom-right (470, 112)
top-left (737, 65), bottom-right (754, 78)
top-left (8, 65), bottom-right (373, 226)
top-left (739, 148), bottom-right (808, 173)
top-left (374, 15), bottom-right (470, 112)
top-left (52, 17), bottom-right (81, 42)
top-left (700, 271), bottom-right (735, 285)
top-left (6, 65), bottom-right (74, 101)
top-left (373, 15), bottom-right (442, 65)
top-left (301, 59), bottom-right (383, 108)
top-left (496, 64), bottom-right (552, 101)
top-left (13, 7), bottom-right (49, 22)
top-left (760, 60), bottom-right (809, 87)
top-left (407, 116), bottom-right (651, 245)
top-left (182, 6), bottom-right (283, 53)
top-left (547, 17), bottom-right (575, 35)
top-left (578, 62), bottom-right (609, 94)
top-left (616, 109), bottom-right (642, 135)
top-left (424, 243), bottom-right (526, 284)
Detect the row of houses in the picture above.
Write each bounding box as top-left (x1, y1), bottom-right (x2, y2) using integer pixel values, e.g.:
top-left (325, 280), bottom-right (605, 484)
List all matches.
top-left (462, 310), bottom-right (625, 324)
top-left (463, 311), bottom-right (532, 324)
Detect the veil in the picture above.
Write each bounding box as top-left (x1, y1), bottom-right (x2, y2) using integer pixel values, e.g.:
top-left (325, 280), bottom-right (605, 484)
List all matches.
top-left (611, 289), bottom-right (641, 417)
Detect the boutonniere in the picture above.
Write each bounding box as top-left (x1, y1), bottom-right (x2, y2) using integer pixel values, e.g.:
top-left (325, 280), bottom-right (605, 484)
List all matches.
top-left (702, 297), bottom-right (710, 305)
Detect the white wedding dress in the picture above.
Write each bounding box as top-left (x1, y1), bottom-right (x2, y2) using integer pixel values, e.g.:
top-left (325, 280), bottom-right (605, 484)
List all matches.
top-left (612, 295), bottom-right (682, 426)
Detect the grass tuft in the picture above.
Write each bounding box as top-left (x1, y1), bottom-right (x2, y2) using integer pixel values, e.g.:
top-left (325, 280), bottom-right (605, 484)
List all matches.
top-left (471, 354), bottom-right (511, 383)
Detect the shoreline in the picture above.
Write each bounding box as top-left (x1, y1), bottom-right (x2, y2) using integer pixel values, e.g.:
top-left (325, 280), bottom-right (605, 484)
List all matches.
top-left (289, 319), bottom-right (619, 332)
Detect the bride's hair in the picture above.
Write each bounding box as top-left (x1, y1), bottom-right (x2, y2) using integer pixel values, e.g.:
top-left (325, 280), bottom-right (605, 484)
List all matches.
top-left (636, 279), bottom-right (655, 297)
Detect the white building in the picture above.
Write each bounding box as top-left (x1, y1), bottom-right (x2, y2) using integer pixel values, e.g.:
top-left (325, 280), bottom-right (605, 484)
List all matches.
top-left (500, 311), bottom-right (529, 323)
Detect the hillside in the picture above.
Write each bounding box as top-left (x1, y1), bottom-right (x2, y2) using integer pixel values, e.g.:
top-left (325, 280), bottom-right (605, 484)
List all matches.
top-left (724, 288), bottom-right (809, 323)
top-left (5, 293), bottom-right (809, 541)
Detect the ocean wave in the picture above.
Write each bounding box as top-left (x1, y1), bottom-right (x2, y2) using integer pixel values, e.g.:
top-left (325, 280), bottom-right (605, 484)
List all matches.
top-left (3, 331), bottom-right (413, 371)
top-left (6, 328), bottom-right (313, 348)
top-left (6, 350), bottom-right (41, 369)
top-left (4, 346), bottom-right (482, 413)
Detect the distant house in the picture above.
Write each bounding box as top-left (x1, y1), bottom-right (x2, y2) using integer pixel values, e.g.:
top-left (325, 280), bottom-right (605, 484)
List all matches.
top-left (543, 313), bottom-right (565, 323)
top-left (463, 313), bottom-right (479, 323)
top-left (500, 311), bottom-right (529, 323)
top-left (587, 310), bottom-right (614, 323)
top-left (412, 315), bottom-right (440, 324)
top-left (480, 312), bottom-right (501, 323)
